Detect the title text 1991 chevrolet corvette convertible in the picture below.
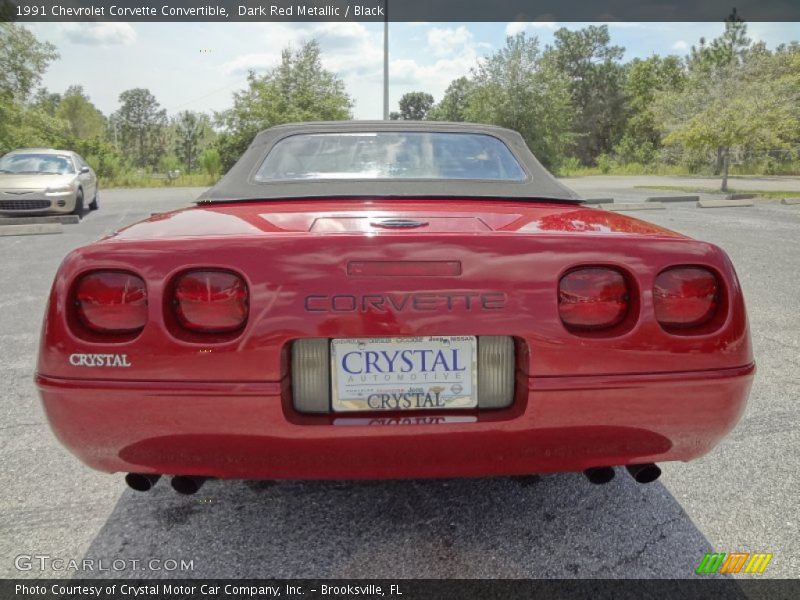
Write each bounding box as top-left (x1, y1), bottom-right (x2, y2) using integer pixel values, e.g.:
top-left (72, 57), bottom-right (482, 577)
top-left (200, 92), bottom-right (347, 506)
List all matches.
top-left (36, 122), bottom-right (753, 494)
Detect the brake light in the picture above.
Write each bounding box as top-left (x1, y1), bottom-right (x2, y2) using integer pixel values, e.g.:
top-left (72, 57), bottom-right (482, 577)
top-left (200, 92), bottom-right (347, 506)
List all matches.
top-left (654, 267), bottom-right (719, 330)
top-left (173, 270), bottom-right (248, 333)
top-left (75, 271), bottom-right (147, 334)
top-left (559, 267), bottom-right (629, 330)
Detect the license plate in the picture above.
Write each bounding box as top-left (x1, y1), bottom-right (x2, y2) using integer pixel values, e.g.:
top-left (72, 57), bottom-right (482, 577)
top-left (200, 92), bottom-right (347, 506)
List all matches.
top-left (331, 336), bottom-right (477, 412)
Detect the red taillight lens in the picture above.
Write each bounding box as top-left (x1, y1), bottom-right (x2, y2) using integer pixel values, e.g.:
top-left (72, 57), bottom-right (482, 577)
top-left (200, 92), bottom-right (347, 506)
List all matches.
top-left (654, 267), bottom-right (719, 330)
top-left (75, 271), bottom-right (147, 334)
top-left (559, 267), bottom-right (629, 330)
top-left (173, 270), bottom-right (248, 333)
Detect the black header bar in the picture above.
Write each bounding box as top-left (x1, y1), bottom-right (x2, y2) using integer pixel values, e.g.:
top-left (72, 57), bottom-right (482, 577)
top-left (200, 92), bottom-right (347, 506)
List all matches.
top-left (3, 579), bottom-right (800, 600)
top-left (4, 0), bottom-right (800, 23)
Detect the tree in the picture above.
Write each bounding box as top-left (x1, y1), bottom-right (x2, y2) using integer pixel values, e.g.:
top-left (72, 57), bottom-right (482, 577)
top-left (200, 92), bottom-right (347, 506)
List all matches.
top-left (545, 25), bottom-right (627, 165)
top-left (113, 88), bottom-right (168, 168)
top-left (57, 85), bottom-right (106, 140)
top-left (687, 12), bottom-right (754, 174)
top-left (173, 111), bottom-right (213, 173)
top-left (615, 55), bottom-right (685, 164)
top-left (427, 77), bottom-right (472, 121)
top-left (200, 148), bottom-right (222, 177)
top-left (656, 54), bottom-right (799, 191)
top-left (393, 91), bottom-right (434, 120)
top-left (0, 23), bottom-right (59, 101)
top-left (215, 40), bottom-right (352, 170)
top-left (464, 33), bottom-right (574, 168)
top-left (0, 23), bottom-right (60, 153)
top-left (689, 9), bottom-right (751, 74)
top-left (31, 88), bottom-right (62, 116)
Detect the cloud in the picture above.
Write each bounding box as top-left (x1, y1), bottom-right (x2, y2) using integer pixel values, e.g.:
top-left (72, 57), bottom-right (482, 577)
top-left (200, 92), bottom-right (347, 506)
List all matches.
top-left (313, 23), bottom-right (383, 78)
top-left (222, 22), bottom-right (383, 79)
top-left (59, 22), bottom-right (137, 46)
top-left (220, 23), bottom-right (488, 116)
top-left (672, 40), bottom-right (689, 50)
top-left (505, 22), bottom-right (558, 36)
top-left (426, 26), bottom-right (474, 57)
top-left (387, 26), bottom-right (487, 94)
top-left (221, 53), bottom-right (282, 76)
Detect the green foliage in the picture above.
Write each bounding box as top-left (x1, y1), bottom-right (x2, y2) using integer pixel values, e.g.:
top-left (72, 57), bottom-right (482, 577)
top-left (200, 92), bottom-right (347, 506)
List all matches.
top-left (113, 88), bottom-right (168, 169)
top-left (463, 33), bottom-right (574, 169)
top-left (427, 77), bottom-right (472, 122)
top-left (70, 137), bottom-right (122, 176)
top-left (215, 40), bottom-right (352, 170)
top-left (615, 55), bottom-right (685, 164)
top-left (545, 25), bottom-right (627, 165)
top-left (595, 153), bottom-right (614, 174)
top-left (173, 111), bottom-right (214, 173)
top-left (655, 26), bottom-right (800, 190)
top-left (0, 23), bottom-right (61, 154)
top-left (57, 85), bottom-right (106, 140)
top-left (31, 88), bottom-right (62, 116)
top-left (200, 148), bottom-right (222, 176)
top-left (688, 10), bottom-right (752, 74)
top-left (394, 91), bottom-right (435, 120)
top-left (0, 23), bottom-right (59, 101)
top-left (158, 154), bottom-right (181, 173)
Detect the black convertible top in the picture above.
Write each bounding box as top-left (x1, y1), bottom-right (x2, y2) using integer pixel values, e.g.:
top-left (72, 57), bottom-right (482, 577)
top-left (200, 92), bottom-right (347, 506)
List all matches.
top-left (198, 121), bottom-right (582, 204)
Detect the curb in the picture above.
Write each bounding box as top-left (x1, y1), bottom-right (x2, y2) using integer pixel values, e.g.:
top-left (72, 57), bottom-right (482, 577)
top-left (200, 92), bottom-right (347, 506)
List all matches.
top-left (645, 195), bottom-right (699, 203)
top-left (583, 198), bottom-right (614, 205)
top-left (725, 193), bottom-right (756, 200)
top-left (0, 215), bottom-right (80, 226)
top-left (0, 223), bottom-right (64, 236)
top-left (780, 198), bottom-right (800, 205)
top-left (604, 203), bottom-right (665, 211)
top-left (697, 199), bottom-right (754, 208)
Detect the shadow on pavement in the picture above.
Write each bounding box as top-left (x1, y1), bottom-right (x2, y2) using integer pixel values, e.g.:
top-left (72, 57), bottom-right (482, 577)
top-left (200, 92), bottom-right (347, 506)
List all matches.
top-left (79, 472), bottom-right (723, 578)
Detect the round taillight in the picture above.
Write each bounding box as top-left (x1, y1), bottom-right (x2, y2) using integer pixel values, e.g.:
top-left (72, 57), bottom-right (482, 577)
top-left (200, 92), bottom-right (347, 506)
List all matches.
top-left (654, 266), bottom-right (719, 330)
top-left (173, 270), bottom-right (248, 333)
top-left (75, 271), bottom-right (147, 334)
top-left (558, 267), bottom-right (629, 330)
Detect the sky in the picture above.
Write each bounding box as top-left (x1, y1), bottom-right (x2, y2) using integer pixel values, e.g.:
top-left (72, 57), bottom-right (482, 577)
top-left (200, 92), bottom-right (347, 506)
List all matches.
top-left (26, 21), bottom-right (800, 120)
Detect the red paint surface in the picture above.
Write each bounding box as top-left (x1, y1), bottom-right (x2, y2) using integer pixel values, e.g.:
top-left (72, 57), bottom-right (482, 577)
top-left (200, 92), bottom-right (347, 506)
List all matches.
top-left (36, 199), bottom-right (754, 479)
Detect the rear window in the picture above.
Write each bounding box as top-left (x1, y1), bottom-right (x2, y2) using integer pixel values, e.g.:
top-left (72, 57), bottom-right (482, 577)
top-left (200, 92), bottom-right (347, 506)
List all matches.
top-left (253, 132), bottom-right (527, 182)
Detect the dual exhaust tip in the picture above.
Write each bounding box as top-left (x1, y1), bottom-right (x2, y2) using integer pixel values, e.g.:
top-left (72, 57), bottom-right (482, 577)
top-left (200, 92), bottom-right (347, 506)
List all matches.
top-left (583, 463), bottom-right (662, 485)
top-left (124, 473), bottom-right (207, 495)
top-left (126, 464), bottom-right (661, 493)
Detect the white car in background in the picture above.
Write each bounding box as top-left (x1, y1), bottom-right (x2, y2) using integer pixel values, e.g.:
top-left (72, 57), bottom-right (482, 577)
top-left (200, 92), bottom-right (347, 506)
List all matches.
top-left (0, 148), bottom-right (98, 216)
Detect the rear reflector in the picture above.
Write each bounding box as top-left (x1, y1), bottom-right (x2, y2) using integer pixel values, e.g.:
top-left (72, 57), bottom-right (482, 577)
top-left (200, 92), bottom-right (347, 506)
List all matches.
top-left (75, 271), bottom-right (148, 334)
top-left (559, 268), bottom-right (629, 330)
top-left (654, 267), bottom-right (719, 330)
top-left (173, 270), bottom-right (248, 333)
top-left (292, 339), bottom-right (331, 413)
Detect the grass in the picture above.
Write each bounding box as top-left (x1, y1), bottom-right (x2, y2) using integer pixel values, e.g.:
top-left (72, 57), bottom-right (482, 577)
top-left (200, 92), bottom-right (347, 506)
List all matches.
top-left (634, 184), bottom-right (800, 199)
top-left (557, 163), bottom-right (691, 177)
top-left (557, 161), bottom-right (800, 178)
top-left (99, 172), bottom-right (220, 189)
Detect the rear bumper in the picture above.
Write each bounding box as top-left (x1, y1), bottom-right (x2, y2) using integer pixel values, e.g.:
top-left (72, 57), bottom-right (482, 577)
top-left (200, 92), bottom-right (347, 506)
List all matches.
top-left (36, 364), bottom-right (754, 480)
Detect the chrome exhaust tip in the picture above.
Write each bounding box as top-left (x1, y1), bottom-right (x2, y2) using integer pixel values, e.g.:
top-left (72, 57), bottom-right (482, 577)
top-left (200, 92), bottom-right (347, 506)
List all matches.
top-left (626, 463), bottom-right (662, 484)
top-left (125, 473), bottom-right (161, 492)
top-left (583, 466), bottom-right (615, 485)
top-left (170, 475), bottom-right (207, 495)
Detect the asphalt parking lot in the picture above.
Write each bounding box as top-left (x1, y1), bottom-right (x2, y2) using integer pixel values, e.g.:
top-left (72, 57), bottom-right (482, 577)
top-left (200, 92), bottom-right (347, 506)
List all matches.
top-left (0, 183), bottom-right (798, 579)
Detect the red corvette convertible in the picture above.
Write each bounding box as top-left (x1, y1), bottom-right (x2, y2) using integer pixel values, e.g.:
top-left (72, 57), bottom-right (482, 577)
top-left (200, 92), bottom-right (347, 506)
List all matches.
top-left (36, 122), bottom-right (753, 494)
